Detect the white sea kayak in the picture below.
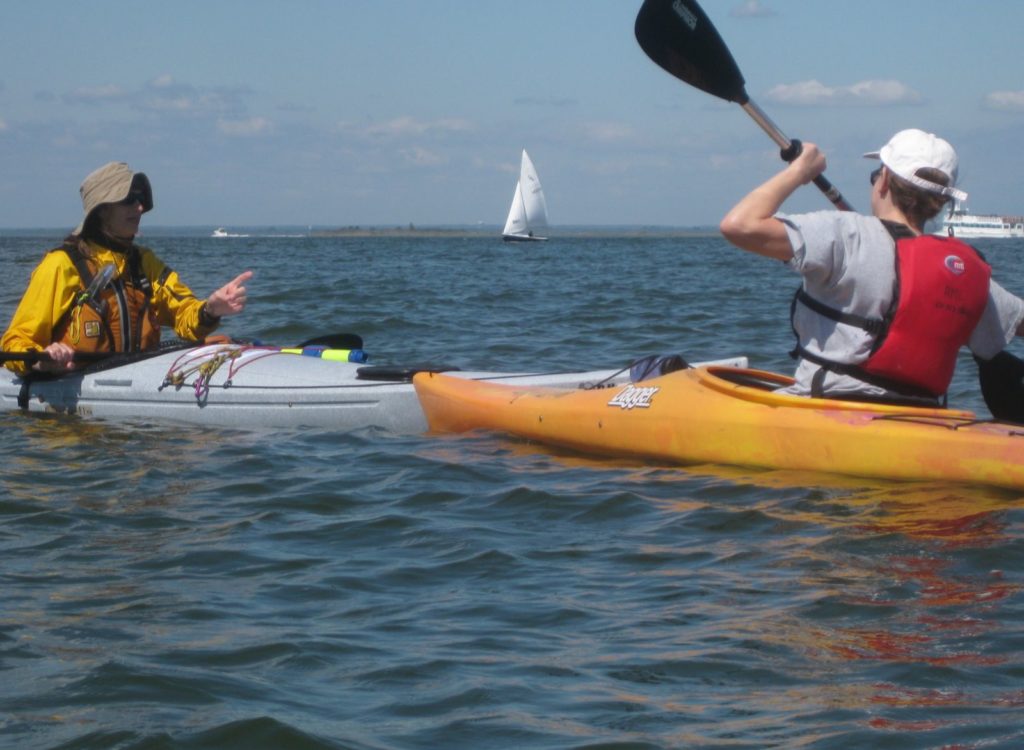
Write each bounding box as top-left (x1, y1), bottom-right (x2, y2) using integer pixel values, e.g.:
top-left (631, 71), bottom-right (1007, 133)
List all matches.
top-left (0, 341), bottom-right (747, 432)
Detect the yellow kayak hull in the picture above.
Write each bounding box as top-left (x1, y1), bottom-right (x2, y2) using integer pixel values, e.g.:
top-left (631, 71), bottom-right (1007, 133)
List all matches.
top-left (414, 366), bottom-right (1024, 490)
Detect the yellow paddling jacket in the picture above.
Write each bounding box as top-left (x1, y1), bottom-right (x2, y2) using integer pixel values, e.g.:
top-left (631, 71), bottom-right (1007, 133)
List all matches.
top-left (1, 240), bottom-right (219, 375)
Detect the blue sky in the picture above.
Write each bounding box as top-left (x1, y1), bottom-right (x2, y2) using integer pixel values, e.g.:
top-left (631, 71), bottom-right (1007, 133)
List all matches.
top-left (1, 0), bottom-right (1023, 229)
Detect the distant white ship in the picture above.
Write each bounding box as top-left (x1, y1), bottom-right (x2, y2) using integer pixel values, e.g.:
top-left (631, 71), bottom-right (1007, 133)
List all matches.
top-left (938, 204), bottom-right (1024, 239)
top-left (211, 227), bottom-right (249, 238)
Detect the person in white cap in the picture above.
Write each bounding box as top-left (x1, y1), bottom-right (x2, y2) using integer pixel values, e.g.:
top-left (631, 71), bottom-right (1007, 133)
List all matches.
top-left (1, 162), bottom-right (253, 375)
top-left (719, 129), bottom-right (1024, 404)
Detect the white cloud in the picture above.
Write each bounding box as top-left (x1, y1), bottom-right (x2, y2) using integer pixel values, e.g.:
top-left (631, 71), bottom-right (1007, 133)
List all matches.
top-left (61, 77), bottom-right (207, 115)
top-left (276, 102), bottom-right (315, 114)
top-left (352, 116), bottom-right (474, 138)
top-left (217, 117), bottom-right (272, 136)
top-left (513, 96), bottom-right (577, 107)
top-left (984, 90), bottom-right (1024, 112)
top-left (582, 158), bottom-right (634, 177)
top-left (136, 80), bottom-right (252, 118)
top-left (144, 95), bottom-right (195, 112)
top-left (730, 1), bottom-right (776, 18)
top-left (64, 84), bottom-right (127, 103)
top-left (710, 153), bottom-right (745, 170)
top-left (581, 121), bottom-right (634, 143)
top-left (399, 146), bottom-right (444, 166)
top-left (765, 79), bottom-right (922, 106)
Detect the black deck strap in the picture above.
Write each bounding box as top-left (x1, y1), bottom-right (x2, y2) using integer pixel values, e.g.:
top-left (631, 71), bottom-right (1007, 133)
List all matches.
top-left (356, 364), bottom-right (461, 383)
top-left (628, 353), bottom-right (690, 383)
top-left (871, 413), bottom-right (983, 430)
top-left (14, 371), bottom-right (65, 410)
top-left (580, 364), bottom-right (632, 390)
top-left (17, 375), bottom-right (35, 410)
top-left (713, 369), bottom-right (787, 392)
top-left (822, 389), bottom-right (946, 410)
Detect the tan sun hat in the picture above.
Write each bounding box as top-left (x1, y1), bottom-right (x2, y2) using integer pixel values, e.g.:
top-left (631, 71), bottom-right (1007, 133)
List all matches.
top-left (73, 161), bottom-right (154, 235)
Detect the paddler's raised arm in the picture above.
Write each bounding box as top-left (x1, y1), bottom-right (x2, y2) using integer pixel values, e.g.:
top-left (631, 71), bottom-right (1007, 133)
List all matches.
top-left (719, 143), bottom-right (828, 261)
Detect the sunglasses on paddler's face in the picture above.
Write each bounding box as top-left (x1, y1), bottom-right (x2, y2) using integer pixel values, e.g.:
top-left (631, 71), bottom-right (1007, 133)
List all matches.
top-left (119, 190), bottom-right (147, 206)
top-left (870, 167), bottom-right (883, 186)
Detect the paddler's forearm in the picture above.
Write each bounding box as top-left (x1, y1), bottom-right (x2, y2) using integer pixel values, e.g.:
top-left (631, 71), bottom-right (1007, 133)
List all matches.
top-left (720, 143), bottom-right (827, 261)
top-left (719, 164), bottom-right (807, 261)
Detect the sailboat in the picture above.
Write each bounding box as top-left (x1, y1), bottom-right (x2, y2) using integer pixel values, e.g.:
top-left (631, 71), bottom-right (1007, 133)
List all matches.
top-left (502, 150), bottom-right (549, 241)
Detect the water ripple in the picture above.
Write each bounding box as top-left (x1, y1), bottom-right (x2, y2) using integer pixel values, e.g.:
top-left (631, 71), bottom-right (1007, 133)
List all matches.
top-left (2, 235), bottom-right (1024, 748)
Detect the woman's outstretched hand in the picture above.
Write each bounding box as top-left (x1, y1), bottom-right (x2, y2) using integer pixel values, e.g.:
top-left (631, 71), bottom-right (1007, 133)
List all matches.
top-left (206, 271), bottom-right (253, 317)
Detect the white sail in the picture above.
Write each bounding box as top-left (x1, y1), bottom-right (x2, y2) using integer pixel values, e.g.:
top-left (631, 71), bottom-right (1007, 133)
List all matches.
top-left (502, 180), bottom-right (527, 236)
top-left (519, 150), bottom-right (549, 230)
top-left (502, 150), bottom-right (548, 241)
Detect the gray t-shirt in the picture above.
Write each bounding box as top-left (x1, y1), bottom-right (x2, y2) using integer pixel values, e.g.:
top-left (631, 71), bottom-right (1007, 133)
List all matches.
top-left (777, 210), bottom-right (1024, 398)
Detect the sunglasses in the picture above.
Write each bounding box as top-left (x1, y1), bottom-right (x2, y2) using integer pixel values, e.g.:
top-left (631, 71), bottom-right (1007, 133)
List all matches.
top-left (119, 189), bottom-right (147, 206)
top-left (869, 166), bottom-right (883, 186)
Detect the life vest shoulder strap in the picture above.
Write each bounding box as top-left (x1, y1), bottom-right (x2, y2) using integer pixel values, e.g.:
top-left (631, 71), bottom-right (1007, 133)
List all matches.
top-left (790, 289), bottom-right (885, 336)
top-left (879, 219), bottom-right (916, 241)
top-left (790, 219), bottom-right (905, 341)
top-left (50, 242), bottom-right (96, 292)
top-left (49, 243), bottom-right (106, 336)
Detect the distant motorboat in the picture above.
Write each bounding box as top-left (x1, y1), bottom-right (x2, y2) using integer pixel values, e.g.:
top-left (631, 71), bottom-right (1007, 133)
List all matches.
top-left (502, 150), bottom-right (549, 241)
top-left (937, 203), bottom-right (1024, 239)
top-left (212, 227), bottom-right (251, 238)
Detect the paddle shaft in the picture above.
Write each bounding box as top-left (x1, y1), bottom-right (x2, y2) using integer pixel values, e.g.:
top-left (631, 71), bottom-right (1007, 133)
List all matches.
top-left (0, 332), bottom-right (365, 364)
top-left (738, 100), bottom-right (852, 211)
top-left (0, 351), bottom-right (104, 364)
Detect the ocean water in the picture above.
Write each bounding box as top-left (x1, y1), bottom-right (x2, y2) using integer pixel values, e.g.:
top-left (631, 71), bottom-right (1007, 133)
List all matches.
top-left (2, 230), bottom-right (1024, 749)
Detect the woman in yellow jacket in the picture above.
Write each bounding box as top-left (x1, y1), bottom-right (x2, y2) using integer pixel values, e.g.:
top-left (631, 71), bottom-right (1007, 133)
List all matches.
top-left (1, 162), bottom-right (252, 375)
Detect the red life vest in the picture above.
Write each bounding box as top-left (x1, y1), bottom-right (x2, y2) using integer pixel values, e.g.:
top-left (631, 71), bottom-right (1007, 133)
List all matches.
top-left (792, 227), bottom-right (990, 398)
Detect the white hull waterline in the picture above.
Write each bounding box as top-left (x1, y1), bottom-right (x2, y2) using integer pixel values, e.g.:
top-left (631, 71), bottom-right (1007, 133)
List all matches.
top-left (502, 150), bottom-right (549, 241)
top-left (0, 342), bottom-right (746, 432)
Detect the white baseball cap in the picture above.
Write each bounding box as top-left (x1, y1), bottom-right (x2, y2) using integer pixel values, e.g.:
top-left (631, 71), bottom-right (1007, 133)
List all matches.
top-left (864, 128), bottom-right (967, 202)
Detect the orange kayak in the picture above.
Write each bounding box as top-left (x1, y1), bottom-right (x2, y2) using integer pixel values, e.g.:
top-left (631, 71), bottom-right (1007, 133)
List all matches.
top-left (414, 366), bottom-right (1024, 490)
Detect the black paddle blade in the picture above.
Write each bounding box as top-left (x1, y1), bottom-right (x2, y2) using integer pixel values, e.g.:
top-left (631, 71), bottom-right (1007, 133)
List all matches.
top-left (976, 352), bottom-right (1024, 424)
top-left (295, 333), bottom-right (364, 350)
top-left (635, 0), bottom-right (748, 104)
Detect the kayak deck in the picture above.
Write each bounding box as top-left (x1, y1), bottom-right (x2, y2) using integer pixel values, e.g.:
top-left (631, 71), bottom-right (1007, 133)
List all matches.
top-left (1, 342), bottom-right (747, 432)
top-left (413, 365), bottom-right (1024, 490)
